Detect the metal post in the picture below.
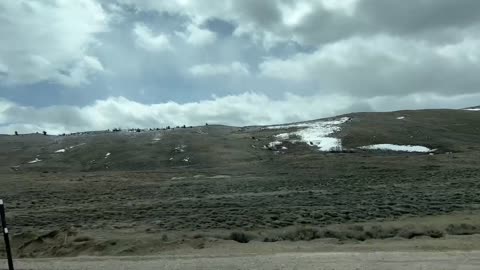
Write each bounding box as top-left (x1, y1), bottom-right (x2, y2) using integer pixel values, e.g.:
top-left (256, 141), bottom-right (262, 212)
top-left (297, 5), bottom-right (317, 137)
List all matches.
top-left (0, 199), bottom-right (14, 270)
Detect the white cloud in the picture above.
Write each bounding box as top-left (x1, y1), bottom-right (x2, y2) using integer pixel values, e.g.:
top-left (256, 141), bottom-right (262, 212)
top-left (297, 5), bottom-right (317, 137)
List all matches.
top-left (176, 23), bottom-right (217, 46)
top-left (1, 92), bottom-right (479, 135)
top-left (117, 0), bottom-right (363, 48)
top-left (119, 0), bottom-right (293, 48)
top-left (259, 35), bottom-right (480, 96)
top-left (189, 62), bottom-right (250, 77)
top-left (56, 56), bottom-right (105, 86)
top-left (133, 23), bottom-right (172, 52)
top-left (279, 1), bottom-right (313, 27)
top-left (0, 0), bottom-right (108, 86)
top-left (120, 0), bottom-right (480, 50)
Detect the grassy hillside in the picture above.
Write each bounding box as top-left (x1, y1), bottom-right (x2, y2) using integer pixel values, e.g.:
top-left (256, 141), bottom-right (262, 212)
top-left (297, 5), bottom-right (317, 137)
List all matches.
top-left (339, 109), bottom-right (480, 152)
top-left (1, 109), bottom-right (479, 173)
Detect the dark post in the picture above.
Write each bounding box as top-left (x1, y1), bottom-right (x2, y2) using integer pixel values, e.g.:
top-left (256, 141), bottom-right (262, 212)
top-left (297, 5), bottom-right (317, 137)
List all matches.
top-left (0, 200), bottom-right (14, 270)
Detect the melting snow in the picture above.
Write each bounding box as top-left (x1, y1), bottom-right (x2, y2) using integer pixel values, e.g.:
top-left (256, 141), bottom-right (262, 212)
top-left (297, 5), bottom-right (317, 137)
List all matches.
top-left (68, 143), bottom-right (86, 149)
top-left (105, 152), bottom-right (111, 159)
top-left (175, 145), bottom-right (186, 153)
top-left (397, 116), bottom-right (406, 120)
top-left (269, 117), bottom-right (350, 151)
top-left (55, 149), bottom-right (66, 153)
top-left (183, 157), bottom-right (190, 162)
top-left (275, 133), bottom-right (290, 140)
top-left (268, 141), bottom-right (282, 148)
top-left (28, 158), bottom-right (42, 164)
top-left (359, 144), bottom-right (434, 153)
top-left (281, 146), bottom-right (288, 150)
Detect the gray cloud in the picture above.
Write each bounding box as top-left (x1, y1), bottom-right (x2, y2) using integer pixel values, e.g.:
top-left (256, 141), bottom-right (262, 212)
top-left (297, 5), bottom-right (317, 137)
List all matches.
top-left (1, 0), bottom-right (480, 131)
top-left (358, 0), bottom-right (480, 35)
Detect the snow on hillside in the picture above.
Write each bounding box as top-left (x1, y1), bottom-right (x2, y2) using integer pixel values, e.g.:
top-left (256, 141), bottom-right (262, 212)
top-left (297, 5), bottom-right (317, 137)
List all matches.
top-left (28, 158), bottom-right (42, 164)
top-left (359, 144), bottom-right (434, 153)
top-left (269, 117), bottom-right (351, 151)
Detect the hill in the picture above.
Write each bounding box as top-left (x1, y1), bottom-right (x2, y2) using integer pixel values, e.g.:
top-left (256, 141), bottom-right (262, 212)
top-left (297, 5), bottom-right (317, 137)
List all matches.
top-left (1, 108), bottom-right (480, 258)
top-left (2, 109), bottom-right (479, 173)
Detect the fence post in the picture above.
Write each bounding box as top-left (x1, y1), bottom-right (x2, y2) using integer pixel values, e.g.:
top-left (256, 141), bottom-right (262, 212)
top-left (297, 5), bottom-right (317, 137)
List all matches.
top-left (0, 199), bottom-right (14, 270)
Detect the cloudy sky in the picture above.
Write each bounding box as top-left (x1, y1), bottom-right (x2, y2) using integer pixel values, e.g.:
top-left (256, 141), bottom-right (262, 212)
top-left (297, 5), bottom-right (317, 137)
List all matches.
top-left (1, 0), bottom-right (480, 134)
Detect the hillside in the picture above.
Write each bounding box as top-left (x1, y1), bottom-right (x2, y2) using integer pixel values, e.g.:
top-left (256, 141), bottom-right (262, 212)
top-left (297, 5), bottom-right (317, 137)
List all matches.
top-left (2, 109), bottom-right (479, 173)
top-left (1, 108), bottom-right (480, 258)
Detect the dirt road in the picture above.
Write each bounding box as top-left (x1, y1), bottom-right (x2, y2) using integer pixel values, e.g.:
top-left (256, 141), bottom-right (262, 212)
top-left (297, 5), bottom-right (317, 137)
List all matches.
top-left (11, 251), bottom-right (480, 270)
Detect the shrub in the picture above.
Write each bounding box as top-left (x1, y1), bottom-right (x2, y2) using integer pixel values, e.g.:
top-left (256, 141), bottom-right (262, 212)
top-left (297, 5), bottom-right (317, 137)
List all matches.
top-left (229, 231), bottom-right (253, 243)
top-left (73, 236), bottom-right (93, 242)
top-left (364, 225), bottom-right (399, 239)
top-left (397, 225), bottom-right (444, 239)
top-left (446, 224), bottom-right (479, 235)
top-left (284, 227), bottom-right (319, 241)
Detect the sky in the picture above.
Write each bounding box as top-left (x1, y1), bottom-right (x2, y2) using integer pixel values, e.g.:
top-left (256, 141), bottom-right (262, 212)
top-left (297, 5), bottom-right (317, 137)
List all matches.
top-left (1, 0), bottom-right (480, 134)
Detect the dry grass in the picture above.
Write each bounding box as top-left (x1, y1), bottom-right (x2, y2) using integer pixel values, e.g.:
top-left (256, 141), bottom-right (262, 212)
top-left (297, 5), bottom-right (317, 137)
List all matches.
top-left (231, 221), bottom-right (480, 243)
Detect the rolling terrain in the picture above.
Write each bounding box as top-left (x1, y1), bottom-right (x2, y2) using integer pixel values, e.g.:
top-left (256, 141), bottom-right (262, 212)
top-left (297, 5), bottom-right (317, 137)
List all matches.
top-left (1, 108), bottom-right (480, 258)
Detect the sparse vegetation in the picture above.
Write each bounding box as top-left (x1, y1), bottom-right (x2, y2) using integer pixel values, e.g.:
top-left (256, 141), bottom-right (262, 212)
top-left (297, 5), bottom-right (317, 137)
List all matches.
top-left (446, 223), bottom-right (480, 235)
top-left (260, 224), bottom-right (452, 243)
top-left (228, 231), bottom-right (254, 243)
top-left (73, 236), bottom-right (93, 242)
top-left (1, 109), bottom-right (480, 258)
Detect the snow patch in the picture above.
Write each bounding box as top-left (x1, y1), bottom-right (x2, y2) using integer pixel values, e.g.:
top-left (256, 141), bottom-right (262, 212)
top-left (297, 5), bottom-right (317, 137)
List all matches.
top-left (465, 108), bottom-right (480, 111)
top-left (209, 175), bottom-right (231, 179)
top-left (105, 152), bottom-right (111, 159)
top-left (182, 157), bottom-right (190, 162)
top-left (267, 121), bottom-right (317, 129)
top-left (28, 158), bottom-right (42, 164)
top-left (175, 145), bottom-right (186, 153)
top-left (275, 133), bottom-right (290, 140)
top-left (275, 118), bottom-right (349, 150)
top-left (55, 149), bottom-right (66, 153)
top-left (397, 116), bottom-right (406, 120)
top-left (268, 141), bottom-right (282, 148)
top-left (269, 117), bottom-right (350, 151)
top-left (359, 144), bottom-right (434, 153)
top-left (68, 143), bottom-right (86, 149)
top-left (281, 146), bottom-right (288, 150)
